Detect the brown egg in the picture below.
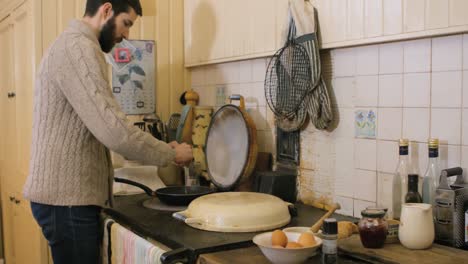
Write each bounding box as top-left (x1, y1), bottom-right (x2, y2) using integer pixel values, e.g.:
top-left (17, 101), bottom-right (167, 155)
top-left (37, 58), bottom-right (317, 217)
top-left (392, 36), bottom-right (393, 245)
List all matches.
top-left (271, 230), bottom-right (288, 247)
top-left (286, 242), bottom-right (303, 249)
top-left (298, 233), bottom-right (316, 247)
top-left (272, 245), bottom-right (284, 249)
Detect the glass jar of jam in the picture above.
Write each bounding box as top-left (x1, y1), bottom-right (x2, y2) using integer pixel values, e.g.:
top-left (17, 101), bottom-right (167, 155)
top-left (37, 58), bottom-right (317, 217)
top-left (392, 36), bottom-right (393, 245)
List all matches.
top-left (358, 209), bottom-right (388, 248)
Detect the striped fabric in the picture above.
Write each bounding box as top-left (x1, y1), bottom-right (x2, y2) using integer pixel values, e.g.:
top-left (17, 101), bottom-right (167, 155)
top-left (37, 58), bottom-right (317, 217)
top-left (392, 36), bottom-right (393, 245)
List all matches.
top-left (287, 7), bottom-right (333, 130)
top-left (103, 219), bottom-right (167, 264)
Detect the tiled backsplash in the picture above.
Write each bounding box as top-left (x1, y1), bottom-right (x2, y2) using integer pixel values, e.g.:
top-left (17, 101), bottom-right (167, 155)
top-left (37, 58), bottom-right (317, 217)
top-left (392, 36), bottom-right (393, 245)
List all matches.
top-left (189, 33), bottom-right (468, 218)
top-left (190, 58), bottom-right (276, 154)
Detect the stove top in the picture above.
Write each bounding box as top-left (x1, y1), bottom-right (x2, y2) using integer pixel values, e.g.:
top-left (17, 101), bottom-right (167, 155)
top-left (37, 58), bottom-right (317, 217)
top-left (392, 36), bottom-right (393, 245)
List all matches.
top-left (103, 194), bottom-right (355, 264)
top-left (142, 197), bottom-right (187, 212)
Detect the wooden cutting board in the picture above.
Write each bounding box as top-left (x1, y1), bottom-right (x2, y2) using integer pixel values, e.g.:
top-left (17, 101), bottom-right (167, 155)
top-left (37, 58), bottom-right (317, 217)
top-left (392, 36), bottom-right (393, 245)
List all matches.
top-left (338, 235), bottom-right (468, 264)
top-left (197, 247), bottom-right (270, 264)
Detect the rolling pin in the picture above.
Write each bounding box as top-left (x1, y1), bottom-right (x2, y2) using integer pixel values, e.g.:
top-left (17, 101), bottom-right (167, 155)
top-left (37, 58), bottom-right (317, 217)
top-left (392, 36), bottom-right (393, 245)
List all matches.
top-left (310, 203), bottom-right (341, 233)
top-left (181, 89), bottom-right (199, 144)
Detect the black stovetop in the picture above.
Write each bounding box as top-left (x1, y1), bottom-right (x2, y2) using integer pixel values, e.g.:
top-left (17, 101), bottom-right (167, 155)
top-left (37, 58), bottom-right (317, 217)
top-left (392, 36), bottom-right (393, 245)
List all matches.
top-left (102, 194), bottom-right (356, 264)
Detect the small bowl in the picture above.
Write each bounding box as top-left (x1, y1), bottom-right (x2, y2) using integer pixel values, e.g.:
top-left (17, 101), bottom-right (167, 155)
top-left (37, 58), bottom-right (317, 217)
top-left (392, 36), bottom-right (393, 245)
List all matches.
top-left (253, 231), bottom-right (322, 264)
top-left (282, 226), bottom-right (323, 238)
top-left (282, 226), bottom-right (314, 234)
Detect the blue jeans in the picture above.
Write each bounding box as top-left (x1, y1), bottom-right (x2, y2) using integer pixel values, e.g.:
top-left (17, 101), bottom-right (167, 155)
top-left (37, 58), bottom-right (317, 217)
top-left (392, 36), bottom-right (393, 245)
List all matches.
top-left (31, 202), bottom-right (102, 264)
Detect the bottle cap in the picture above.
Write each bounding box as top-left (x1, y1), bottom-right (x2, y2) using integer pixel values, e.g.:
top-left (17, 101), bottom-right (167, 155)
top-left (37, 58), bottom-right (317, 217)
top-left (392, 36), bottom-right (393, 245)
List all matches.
top-left (399, 139), bottom-right (409, 147)
top-left (428, 138), bottom-right (439, 148)
top-left (323, 218), bottom-right (338, 235)
top-left (408, 174), bottom-right (419, 183)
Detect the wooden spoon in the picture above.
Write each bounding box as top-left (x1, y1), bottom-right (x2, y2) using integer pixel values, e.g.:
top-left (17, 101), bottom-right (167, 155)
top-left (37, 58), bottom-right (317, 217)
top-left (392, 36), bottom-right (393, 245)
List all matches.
top-left (310, 203), bottom-right (341, 233)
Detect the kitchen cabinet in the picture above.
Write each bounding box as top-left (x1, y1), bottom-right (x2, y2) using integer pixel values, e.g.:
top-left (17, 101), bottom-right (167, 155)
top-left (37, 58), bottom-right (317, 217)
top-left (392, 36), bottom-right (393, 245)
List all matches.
top-left (184, 0), bottom-right (468, 66)
top-left (314, 0), bottom-right (468, 49)
top-left (184, 0), bottom-right (284, 67)
top-left (0, 1), bottom-right (49, 263)
top-left (0, 16), bottom-right (16, 193)
top-left (1, 190), bottom-right (47, 264)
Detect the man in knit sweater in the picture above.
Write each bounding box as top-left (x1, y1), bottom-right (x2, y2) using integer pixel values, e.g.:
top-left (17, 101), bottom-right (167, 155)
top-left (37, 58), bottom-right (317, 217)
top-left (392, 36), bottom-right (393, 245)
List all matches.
top-left (22, 1), bottom-right (193, 263)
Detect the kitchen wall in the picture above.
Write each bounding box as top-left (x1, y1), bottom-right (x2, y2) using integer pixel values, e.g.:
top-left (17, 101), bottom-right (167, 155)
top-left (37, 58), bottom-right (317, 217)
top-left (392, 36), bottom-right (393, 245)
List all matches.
top-left (189, 33), bottom-right (468, 218)
top-left (190, 59), bottom-right (276, 154)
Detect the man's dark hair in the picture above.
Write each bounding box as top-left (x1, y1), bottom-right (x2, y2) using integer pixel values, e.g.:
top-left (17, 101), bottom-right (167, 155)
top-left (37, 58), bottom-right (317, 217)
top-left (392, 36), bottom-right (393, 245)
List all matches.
top-left (85, 0), bottom-right (142, 17)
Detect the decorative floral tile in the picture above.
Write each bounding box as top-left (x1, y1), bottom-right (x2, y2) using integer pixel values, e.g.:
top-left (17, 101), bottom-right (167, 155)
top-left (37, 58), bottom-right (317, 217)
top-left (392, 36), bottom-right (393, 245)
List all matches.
top-left (355, 109), bottom-right (377, 138)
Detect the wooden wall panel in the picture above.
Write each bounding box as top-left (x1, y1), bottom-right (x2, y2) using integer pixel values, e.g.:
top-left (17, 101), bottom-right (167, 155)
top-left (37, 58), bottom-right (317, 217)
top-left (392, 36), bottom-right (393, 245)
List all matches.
top-left (403, 0), bottom-right (425, 32)
top-left (383, 0), bottom-right (402, 35)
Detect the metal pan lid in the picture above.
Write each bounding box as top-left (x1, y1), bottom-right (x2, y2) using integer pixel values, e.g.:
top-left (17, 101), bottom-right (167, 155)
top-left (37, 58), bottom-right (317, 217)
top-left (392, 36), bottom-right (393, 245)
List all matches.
top-left (205, 104), bottom-right (249, 190)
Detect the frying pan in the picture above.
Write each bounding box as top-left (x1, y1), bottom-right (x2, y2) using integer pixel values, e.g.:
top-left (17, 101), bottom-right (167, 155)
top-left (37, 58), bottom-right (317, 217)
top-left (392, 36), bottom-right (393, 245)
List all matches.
top-left (114, 177), bottom-right (215, 206)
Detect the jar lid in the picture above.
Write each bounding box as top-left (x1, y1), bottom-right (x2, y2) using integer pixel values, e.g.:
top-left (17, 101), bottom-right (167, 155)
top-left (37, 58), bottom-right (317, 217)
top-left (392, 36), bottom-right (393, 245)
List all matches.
top-left (323, 218), bottom-right (337, 235)
top-left (361, 209), bottom-right (386, 218)
top-left (366, 206), bottom-right (388, 213)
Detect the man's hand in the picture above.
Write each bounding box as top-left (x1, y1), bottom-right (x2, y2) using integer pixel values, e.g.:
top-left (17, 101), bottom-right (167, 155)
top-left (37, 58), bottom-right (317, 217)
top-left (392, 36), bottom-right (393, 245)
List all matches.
top-left (168, 141), bottom-right (179, 149)
top-left (173, 142), bottom-right (193, 166)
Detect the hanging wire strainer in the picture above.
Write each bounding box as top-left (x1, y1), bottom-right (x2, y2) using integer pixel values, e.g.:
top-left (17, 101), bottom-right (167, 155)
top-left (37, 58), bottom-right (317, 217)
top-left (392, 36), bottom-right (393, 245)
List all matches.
top-left (265, 40), bottom-right (312, 120)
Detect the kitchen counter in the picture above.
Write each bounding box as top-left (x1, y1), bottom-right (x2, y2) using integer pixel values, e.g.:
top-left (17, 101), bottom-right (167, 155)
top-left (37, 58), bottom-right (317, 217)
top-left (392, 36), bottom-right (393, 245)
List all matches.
top-left (102, 194), bottom-right (356, 263)
top-left (103, 194), bottom-right (468, 264)
top-left (197, 234), bottom-right (468, 264)
top-left (197, 246), bottom-right (372, 264)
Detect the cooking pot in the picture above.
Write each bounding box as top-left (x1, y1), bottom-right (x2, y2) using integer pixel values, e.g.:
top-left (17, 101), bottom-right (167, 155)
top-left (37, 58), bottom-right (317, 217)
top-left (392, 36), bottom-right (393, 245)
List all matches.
top-left (205, 95), bottom-right (258, 191)
top-left (114, 177), bottom-right (215, 206)
top-left (173, 192), bottom-right (295, 232)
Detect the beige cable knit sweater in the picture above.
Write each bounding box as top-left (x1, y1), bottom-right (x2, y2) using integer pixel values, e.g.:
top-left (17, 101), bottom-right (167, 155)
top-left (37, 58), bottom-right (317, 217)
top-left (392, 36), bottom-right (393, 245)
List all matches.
top-left (23, 20), bottom-right (175, 207)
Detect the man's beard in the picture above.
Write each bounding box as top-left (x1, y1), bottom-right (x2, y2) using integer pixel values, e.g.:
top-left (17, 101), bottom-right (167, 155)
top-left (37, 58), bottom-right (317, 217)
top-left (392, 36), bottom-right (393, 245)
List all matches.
top-left (99, 17), bottom-right (121, 53)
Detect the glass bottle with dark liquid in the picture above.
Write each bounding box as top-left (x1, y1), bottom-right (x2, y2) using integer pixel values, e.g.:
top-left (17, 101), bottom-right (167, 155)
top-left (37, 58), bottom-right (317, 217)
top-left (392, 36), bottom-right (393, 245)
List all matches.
top-left (405, 174), bottom-right (422, 203)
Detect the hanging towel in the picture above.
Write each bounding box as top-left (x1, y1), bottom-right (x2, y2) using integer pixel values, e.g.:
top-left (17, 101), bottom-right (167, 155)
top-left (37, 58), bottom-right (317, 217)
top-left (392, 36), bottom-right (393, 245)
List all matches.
top-left (108, 221), bottom-right (168, 264)
top-left (287, 0), bottom-right (333, 130)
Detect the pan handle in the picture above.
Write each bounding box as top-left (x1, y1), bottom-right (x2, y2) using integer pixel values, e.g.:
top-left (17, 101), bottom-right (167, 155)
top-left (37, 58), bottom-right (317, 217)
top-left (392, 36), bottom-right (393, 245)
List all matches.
top-left (160, 247), bottom-right (190, 264)
top-left (229, 94), bottom-right (245, 110)
top-left (173, 212), bottom-right (204, 225)
top-left (288, 204), bottom-right (298, 217)
top-left (114, 177), bottom-right (154, 196)
top-left (172, 211), bottom-right (188, 222)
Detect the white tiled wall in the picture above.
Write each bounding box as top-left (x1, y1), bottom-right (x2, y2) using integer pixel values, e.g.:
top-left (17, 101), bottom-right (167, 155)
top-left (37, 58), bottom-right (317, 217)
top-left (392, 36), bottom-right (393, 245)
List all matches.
top-left (325, 34), bottom-right (468, 217)
top-left (189, 33), bottom-right (468, 218)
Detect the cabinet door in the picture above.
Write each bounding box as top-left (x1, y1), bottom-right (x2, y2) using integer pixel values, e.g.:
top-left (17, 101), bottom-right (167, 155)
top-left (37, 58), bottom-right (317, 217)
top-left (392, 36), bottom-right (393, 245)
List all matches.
top-left (0, 14), bottom-right (17, 264)
top-left (0, 17), bottom-right (11, 181)
top-left (1, 189), bottom-right (16, 264)
top-left (14, 197), bottom-right (48, 264)
top-left (185, 0), bottom-right (285, 65)
top-left (12, 1), bottom-right (34, 190)
top-left (0, 17), bottom-right (18, 192)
